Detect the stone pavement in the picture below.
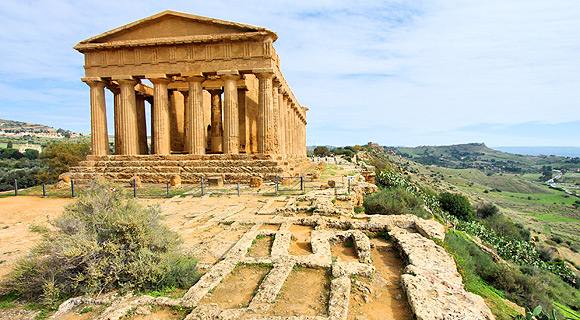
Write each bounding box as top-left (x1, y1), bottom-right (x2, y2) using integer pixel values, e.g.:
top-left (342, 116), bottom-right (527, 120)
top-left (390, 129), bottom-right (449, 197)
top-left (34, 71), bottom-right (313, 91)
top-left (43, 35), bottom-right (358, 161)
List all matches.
top-left (48, 180), bottom-right (494, 320)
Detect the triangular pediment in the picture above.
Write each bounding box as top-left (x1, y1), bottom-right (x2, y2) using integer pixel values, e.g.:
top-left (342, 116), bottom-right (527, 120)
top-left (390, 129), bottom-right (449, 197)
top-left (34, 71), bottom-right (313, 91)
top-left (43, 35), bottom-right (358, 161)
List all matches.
top-left (79, 10), bottom-right (274, 44)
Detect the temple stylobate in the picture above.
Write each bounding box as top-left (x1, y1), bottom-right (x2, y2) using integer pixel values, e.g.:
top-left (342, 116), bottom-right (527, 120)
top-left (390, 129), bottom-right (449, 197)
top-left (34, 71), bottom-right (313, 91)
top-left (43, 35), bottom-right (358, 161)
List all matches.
top-left (69, 11), bottom-right (309, 184)
top-left (75, 10), bottom-right (307, 158)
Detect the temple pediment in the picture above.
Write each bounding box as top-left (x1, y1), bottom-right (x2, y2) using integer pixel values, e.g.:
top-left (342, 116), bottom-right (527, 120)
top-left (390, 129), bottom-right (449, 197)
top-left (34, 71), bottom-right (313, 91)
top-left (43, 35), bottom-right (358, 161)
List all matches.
top-left (76, 10), bottom-right (276, 47)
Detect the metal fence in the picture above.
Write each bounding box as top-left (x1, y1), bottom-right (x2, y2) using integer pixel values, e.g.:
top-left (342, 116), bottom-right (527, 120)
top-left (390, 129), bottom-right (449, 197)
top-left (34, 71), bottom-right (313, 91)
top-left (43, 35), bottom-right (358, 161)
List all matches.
top-left (4, 161), bottom-right (358, 199)
top-left (5, 175), bottom-right (356, 199)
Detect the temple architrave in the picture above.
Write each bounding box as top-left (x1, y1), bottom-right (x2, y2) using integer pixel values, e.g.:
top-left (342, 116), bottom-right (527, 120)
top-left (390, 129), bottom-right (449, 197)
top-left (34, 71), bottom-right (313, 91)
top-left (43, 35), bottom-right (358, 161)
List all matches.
top-left (67, 10), bottom-right (309, 184)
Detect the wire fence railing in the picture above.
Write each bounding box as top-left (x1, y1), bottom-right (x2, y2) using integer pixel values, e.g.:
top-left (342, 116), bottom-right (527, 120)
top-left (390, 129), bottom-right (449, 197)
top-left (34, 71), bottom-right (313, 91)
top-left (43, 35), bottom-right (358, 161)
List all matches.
top-left (4, 174), bottom-right (357, 199)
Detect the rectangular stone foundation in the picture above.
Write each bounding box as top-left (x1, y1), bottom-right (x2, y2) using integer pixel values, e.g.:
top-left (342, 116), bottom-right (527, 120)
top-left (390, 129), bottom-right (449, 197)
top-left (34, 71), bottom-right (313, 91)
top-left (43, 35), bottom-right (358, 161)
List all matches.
top-left (67, 154), bottom-right (311, 185)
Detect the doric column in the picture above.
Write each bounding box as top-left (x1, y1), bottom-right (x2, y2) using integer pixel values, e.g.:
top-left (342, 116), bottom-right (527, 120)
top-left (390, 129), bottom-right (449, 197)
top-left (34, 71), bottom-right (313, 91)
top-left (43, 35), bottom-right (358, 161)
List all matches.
top-left (136, 94), bottom-right (148, 154)
top-left (83, 78), bottom-right (109, 156)
top-left (207, 88), bottom-right (223, 153)
top-left (254, 69), bottom-right (276, 154)
top-left (291, 104), bottom-right (297, 156)
top-left (285, 99), bottom-right (291, 156)
top-left (218, 70), bottom-right (241, 154)
top-left (114, 77), bottom-right (139, 155)
top-left (237, 87), bottom-right (247, 153)
top-left (279, 91), bottom-right (287, 155)
top-left (272, 79), bottom-right (280, 154)
top-left (148, 75), bottom-right (171, 155)
top-left (185, 75), bottom-right (206, 154)
top-left (106, 85), bottom-right (121, 155)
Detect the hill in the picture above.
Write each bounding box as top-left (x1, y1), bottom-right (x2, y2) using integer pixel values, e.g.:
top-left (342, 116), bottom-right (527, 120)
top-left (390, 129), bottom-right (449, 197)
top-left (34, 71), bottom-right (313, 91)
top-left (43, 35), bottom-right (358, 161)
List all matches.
top-left (495, 146), bottom-right (580, 158)
top-left (0, 118), bottom-right (56, 133)
top-left (390, 143), bottom-right (579, 173)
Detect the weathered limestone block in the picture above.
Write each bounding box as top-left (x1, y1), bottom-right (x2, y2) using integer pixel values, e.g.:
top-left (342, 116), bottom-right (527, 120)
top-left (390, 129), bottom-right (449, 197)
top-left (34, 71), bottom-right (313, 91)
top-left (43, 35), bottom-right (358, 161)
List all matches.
top-left (58, 173), bottom-right (71, 183)
top-left (328, 277), bottom-right (351, 320)
top-left (415, 218), bottom-right (446, 241)
top-left (401, 269), bottom-right (495, 320)
top-left (331, 262), bottom-right (375, 278)
top-left (170, 175), bottom-right (182, 187)
top-left (250, 177), bottom-right (263, 188)
top-left (129, 176), bottom-right (142, 188)
top-left (391, 228), bottom-right (495, 320)
top-left (207, 177), bottom-right (223, 187)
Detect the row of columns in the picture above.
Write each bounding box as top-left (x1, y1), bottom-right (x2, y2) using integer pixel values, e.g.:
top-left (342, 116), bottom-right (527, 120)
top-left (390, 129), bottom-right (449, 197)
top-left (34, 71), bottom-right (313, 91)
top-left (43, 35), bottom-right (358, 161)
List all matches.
top-left (83, 69), bottom-right (306, 157)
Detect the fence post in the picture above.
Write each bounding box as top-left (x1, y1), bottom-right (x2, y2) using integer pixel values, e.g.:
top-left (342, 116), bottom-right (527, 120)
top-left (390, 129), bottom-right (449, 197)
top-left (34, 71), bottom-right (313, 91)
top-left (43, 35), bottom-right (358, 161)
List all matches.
top-left (201, 176), bottom-right (205, 196)
top-left (14, 179), bottom-right (18, 196)
top-left (166, 183), bottom-right (170, 197)
top-left (133, 179), bottom-right (137, 198)
top-left (300, 176), bottom-right (304, 192)
top-left (237, 183), bottom-right (241, 196)
top-left (275, 176), bottom-right (279, 197)
top-left (42, 184), bottom-right (46, 197)
top-left (348, 177), bottom-right (351, 194)
top-left (71, 179), bottom-right (75, 198)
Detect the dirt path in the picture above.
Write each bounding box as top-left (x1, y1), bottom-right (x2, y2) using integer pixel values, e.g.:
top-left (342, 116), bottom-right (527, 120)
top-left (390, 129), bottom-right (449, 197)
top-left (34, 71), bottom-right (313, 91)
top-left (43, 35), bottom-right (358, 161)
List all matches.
top-left (0, 196), bottom-right (73, 278)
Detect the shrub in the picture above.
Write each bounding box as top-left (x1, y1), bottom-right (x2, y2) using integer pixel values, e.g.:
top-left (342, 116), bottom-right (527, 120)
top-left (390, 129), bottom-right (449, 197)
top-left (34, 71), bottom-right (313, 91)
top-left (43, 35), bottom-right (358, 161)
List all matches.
top-left (8, 181), bottom-right (200, 303)
top-left (363, 187), bottom-right (431, 219)
top-left (482, 214), bottom-right (531, 242)
top-left (537, 246), bottom-right (555, 262)
top-left (438, 192), bottom-right (474, 221)
top-left (476, 202), bottom-right (499, 219)
top-left (35, 141), bottom-right (90, 183)
top-left (550, 236), bottom-right (563, 244)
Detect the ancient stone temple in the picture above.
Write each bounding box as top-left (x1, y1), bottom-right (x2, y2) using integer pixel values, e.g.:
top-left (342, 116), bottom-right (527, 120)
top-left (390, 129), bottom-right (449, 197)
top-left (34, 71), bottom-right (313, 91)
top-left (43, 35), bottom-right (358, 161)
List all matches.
top-left (68, 10), bottom-right (308, 184)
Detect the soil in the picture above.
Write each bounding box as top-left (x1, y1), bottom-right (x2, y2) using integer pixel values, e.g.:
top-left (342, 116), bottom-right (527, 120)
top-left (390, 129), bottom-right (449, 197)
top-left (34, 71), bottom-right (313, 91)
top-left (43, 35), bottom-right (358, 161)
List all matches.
top-left (131, 306), bottom-right (187, 320)
top-left (348, 248), bottom-right (413, 320)
top-left (270, 201), bottom-right (287, 208)
top-left (330, 239), bottom-right (359, 263)
top-left (266, 267), bottom-right (330, 317)
top-left (199, 264), bottom-right (270, 309)
top-left (288, 225), bottom-right (314, 255)
top-left (259, 224), bottom-right (280, 231)
top-left (247, 235), bottom-right (273, 258)
top-left (0, 196), bottom-right (73, 278)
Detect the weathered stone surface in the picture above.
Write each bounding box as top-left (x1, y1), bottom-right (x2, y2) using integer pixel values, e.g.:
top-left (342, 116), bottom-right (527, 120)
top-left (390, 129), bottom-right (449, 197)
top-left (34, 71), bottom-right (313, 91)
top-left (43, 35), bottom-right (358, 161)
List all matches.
top-left (207, 177), bottom-right (223, 187)
top-left (129, 176), bottom-right (142, 187)
top-left (327, 180), bottom-right (336, 188)
top-left (58, 173), bottom-right (71, 183)
top-left (170, 175), bottom-right (182, 187)
top-left (250, 176), bottom-right (263, 188)
top-left (392, 228), bottom-right (495, 320)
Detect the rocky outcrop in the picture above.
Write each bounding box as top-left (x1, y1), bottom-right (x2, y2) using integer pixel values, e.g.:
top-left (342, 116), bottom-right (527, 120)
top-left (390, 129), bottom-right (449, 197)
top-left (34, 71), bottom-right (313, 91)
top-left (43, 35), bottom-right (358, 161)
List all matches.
top-left (391, 228), bottom-right (495, 320)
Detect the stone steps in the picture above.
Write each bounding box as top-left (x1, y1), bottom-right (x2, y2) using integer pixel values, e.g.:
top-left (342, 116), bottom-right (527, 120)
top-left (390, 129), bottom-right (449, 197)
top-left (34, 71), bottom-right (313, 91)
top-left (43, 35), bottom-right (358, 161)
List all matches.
top-left (66, 154), bottom-right (306, 185)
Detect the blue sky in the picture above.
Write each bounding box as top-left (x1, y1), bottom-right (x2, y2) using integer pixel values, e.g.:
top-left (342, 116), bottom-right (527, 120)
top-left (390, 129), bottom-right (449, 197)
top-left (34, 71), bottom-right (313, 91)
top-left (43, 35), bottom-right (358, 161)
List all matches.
top-left (0, 0), bottom-right (579, 147)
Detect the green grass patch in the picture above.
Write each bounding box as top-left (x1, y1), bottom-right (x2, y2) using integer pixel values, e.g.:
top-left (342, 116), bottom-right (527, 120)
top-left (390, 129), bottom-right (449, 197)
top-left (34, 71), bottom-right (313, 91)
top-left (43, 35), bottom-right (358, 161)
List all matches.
top-left (526, 213), bottom-right (580, 223)
top-left (491, 188), bottom-right (578, 205)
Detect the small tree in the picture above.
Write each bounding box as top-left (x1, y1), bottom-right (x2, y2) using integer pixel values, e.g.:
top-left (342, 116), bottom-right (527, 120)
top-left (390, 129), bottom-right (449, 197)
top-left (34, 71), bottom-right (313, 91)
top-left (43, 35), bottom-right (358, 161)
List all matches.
top-left (35, 141), bottom-right (90, 182)
top-left (439, 192), bottom-right (474, 220)
top-left (6, 141), bottom-right (13, 148)
top-left (476, 202), bottom-right (499, 219)
top-left (313, 146), bottom-right (329, 156)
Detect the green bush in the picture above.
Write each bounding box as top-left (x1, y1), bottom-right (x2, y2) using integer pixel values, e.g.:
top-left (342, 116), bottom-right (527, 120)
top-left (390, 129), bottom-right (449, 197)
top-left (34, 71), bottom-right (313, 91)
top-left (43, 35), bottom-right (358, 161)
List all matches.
top-left (476, 202), bottom-right (499, 219)
top-left (8, 181), bottom-right (200, 303)
top-left (482, 214), bottom-right (531, 242)
top-left (35, 141), bottom-right (90, 183)
top-left (363, 187), bottom-right (431, 219)
top-left (445, 232), bottom-right (580, 316)
top-left (439, 192), bottom-right (474, 221)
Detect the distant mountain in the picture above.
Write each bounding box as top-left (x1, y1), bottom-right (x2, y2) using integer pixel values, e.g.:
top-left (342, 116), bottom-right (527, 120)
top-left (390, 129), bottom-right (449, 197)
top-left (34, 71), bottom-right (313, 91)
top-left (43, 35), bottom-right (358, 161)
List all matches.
top-left (0, 118), bottom-right (56, 132)
top-left (494, 146), bottom-right (580, 158)
top-left (390, 143), bottom-right (578, 172)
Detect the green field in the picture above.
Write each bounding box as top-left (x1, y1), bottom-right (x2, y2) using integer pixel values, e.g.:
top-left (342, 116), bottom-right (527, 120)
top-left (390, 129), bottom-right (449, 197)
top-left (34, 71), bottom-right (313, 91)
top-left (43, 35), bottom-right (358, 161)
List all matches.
top-left (491, 189), bottom-right (579, 206)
